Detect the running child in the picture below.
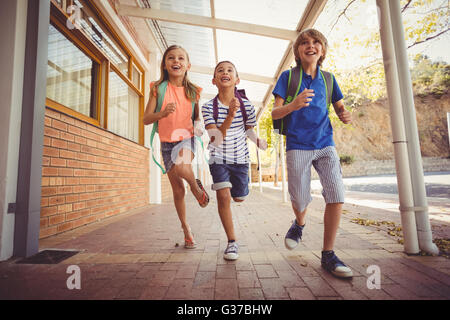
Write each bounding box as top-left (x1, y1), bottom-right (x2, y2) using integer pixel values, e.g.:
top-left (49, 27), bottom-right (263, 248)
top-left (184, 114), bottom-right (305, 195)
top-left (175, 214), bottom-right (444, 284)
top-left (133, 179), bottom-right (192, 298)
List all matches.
top-left (272, 29), bottom-right (353, 278)
top-left (143, 45), bottom-right (209, 249)
top-left (202, 61), bottom-right (267, 260)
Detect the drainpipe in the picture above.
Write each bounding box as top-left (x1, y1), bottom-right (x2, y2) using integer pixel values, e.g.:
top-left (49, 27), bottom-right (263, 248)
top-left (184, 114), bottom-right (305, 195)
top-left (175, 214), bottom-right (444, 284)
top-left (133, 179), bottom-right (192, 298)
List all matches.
top-left (388, 0), bottom-right (439, 255)
top-left (377, 0), bottom-right (419, 254)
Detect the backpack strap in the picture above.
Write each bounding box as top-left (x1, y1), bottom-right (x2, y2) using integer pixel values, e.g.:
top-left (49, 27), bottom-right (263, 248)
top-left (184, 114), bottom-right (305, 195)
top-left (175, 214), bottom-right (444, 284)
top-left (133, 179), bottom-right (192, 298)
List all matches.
top-left (149, 81), bottom-right (169, 174)
top-left (320, 70), bottom-right (333, 109)
top-left (286, 66), bottom-right (302, 104)
top-left (212, 87), bottom-right (247, 124)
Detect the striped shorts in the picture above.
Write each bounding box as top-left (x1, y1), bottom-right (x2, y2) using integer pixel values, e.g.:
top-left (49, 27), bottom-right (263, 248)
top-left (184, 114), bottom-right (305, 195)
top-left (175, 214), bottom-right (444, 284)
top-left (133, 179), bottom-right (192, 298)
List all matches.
top-left (286, 146), bottom-right (345, 213)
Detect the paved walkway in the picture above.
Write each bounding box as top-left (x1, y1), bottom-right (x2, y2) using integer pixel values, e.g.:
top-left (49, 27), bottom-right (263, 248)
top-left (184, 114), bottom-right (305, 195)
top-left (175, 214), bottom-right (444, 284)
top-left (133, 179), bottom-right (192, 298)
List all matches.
top-left (1, 185), bottom-right (449, 300)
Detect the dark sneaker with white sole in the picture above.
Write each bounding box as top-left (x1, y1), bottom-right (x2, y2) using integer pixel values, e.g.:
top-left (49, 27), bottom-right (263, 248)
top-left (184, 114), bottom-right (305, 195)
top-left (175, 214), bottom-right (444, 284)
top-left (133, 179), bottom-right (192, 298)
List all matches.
top-left (321, 250), bottom-right (353, 278)
top-left (224, 241), bottom-right (239, 260)
top-left (284, 220), bottom-right (305, 250)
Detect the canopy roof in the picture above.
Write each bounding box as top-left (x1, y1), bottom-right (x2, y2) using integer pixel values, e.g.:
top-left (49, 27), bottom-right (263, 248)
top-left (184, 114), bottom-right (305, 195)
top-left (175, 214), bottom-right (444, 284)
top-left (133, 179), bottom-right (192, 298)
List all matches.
top-left (114, 0), bottom-right (328, 117)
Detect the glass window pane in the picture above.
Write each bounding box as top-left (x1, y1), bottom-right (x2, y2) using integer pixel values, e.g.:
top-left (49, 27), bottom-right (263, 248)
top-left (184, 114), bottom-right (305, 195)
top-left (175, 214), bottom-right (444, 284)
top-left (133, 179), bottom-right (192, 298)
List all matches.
top-left (46, 24), bottom-right (99, 118)
top-left (132, 63), bottom-right (142, 90)
top-left (108, 71), bottom-right (140, 143)
top-left (74, 0), bottom-right (129, 76)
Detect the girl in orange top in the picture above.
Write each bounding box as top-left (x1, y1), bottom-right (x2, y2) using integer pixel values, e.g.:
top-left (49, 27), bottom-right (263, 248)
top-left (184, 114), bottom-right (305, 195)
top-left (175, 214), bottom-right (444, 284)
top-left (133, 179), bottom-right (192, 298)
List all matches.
top-left (143, 45), bottom-right (209, 249)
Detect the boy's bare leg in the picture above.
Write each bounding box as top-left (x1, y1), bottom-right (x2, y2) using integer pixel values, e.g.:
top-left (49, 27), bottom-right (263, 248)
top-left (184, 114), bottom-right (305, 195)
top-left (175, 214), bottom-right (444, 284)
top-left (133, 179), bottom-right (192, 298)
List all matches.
top-left (292, 204), bottom-right (307, 226)
top-left (323, 202), bottom-right (342, 251)
top-left (167, 169), bottom-right (192, 239)
top-left (216, 188), bottom-right (236, 241)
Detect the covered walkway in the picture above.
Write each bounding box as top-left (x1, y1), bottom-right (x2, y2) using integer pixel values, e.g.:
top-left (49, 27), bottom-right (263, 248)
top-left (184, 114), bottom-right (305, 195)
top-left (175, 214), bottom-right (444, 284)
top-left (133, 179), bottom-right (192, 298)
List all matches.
top-left (1, 187), bottom-right (449, 300)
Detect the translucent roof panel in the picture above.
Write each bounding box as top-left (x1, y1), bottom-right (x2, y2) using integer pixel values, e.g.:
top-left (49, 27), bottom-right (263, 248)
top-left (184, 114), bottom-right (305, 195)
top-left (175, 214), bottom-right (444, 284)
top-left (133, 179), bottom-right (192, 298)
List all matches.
top-left (214, 0), bottom-right (307, 30)
top-left (156, 21), bottom-right (216, 67)
top-left (144, 0), bottom-right (211, 16)
top-left (217, 30), bottom-right (290, 78)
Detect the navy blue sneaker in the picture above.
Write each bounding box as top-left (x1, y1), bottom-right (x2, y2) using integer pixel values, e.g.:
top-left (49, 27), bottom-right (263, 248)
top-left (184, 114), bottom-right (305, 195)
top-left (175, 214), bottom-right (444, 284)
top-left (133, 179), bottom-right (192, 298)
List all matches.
top-left (284, 220), bottom-right (305, 250)
top-left (321, 250), bottom-right (353, 278)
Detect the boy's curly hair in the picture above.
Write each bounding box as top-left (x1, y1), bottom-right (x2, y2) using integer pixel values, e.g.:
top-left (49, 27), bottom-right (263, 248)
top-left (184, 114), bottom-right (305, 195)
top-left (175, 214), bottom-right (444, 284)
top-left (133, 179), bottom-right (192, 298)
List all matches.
top-left (293, 28), bottom-right (328, 67)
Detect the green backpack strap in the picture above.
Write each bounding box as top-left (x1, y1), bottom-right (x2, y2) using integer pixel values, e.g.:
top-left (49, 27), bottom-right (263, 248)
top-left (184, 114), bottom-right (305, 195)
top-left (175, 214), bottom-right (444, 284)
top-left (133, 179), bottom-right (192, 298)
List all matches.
top-left (320, 70), bottom-right (333, 109)
top-left (150, 81), bottom-right (169, 174)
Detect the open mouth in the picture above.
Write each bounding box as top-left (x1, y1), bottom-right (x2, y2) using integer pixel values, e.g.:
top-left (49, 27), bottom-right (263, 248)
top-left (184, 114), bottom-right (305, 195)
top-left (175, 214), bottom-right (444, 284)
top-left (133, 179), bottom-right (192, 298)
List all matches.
top-left (172, 65), bottom-right (181, 70)
top-left (220, 76), bottom-right (231, 82)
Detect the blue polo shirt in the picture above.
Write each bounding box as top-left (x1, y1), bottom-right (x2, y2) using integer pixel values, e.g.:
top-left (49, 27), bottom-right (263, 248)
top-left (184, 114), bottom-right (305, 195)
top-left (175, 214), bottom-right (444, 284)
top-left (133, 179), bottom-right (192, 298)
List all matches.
top-left (272, 66), bottom-right (343, 151)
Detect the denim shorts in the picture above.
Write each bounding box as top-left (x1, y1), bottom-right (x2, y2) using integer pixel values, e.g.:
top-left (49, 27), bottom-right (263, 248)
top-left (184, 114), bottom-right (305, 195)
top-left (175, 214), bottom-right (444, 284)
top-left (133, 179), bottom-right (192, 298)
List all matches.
top-left (209, 158), bottom-right (249, 200)
top-left (161, 137), bottom-right (196, 173)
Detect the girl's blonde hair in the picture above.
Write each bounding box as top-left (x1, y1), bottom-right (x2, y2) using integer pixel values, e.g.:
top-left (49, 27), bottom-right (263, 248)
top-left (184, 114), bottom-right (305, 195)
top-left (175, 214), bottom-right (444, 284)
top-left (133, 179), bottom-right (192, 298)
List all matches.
top-left (152, 45), bottom-right (199, 102)
top-left (293, 28), bottom-right (328, 67)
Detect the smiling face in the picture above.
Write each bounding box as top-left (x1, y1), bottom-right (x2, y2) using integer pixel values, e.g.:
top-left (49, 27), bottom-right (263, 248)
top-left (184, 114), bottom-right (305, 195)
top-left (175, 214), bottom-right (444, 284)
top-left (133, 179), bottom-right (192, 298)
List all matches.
top-left (212, 61), bottom-right (240, 88)
top-left (293, 29), bottom-right (328, 68)
top-left (163, 47), bottom-right (191, 79)
top-left (297, 35), bottom-right (324, 68)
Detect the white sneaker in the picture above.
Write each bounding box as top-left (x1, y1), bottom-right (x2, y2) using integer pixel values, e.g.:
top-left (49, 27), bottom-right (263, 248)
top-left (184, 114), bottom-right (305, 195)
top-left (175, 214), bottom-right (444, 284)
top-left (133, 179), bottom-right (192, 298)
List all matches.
top-left (223, 242), bottom-right (239, 260)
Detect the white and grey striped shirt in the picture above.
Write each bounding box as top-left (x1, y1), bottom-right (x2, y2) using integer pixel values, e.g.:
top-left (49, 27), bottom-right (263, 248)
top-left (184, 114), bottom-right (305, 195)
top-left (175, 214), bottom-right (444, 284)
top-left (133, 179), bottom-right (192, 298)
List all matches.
top-left (202, 98), bottom-right (257, 164)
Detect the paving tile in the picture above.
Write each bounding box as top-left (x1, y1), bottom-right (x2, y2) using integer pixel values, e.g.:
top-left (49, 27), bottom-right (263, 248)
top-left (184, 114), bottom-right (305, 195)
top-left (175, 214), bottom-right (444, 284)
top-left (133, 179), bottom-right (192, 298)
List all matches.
top-left (1, 187), bottom-right (449, 301)
top-left (215, 278), bottom-right (239, 300)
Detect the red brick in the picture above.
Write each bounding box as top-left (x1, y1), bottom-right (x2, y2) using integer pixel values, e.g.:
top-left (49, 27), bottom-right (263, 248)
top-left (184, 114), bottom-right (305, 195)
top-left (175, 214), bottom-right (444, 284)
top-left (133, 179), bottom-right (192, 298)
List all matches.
top-left (42, 167), bottom-right (58, 176)
top-left (65, 177), bottom-right (79, 185)
top-left (44, 127), bottom-right (60, 139)
top-left (60, 131), bottom-right (75, 142)
top-left (67, 142), bottom-right (81, 152)
top-left (49, 214), bottom-right (65, 226)
top-left (41, 206), bottom-right (57, 217)
top-left (60, 114), bottom-right (75, 125)
top-left (51, 138), bottom-right (68, 149)
top-left (45, 108), bottom-right (61, 119)
top-left (52, 119), bottom-right (67, 131)
top-left (41, 186), bottom-right (57, 196)
top-left (57, 221), bottom-right (73, 233)
top-left (68, 125), bottom-right (82, 136)
top-left (58, 168), bottom-right (74, 176)
top-left (43, 136), bottom-right (51, 146)
top-left (65, 194), bottom-right (79, 203)
top-left (57, 186), bottom-right (73, 194)
top-left (48, 196), bottom-right (65, 206)
top-left (50, 158), bottom-right (66, 167)
top-left (49, 177), bottom-right (64, 186)
top-left (60, 149), bottom-right (77, 160)
top-left (42, 146), bottom-right (59, 157)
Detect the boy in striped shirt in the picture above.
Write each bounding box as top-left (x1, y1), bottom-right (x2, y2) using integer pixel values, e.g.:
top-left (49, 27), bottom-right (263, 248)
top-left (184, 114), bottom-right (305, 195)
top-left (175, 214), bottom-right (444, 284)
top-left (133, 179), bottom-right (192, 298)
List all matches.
top-left (202, 61), bottom-right (267, 260)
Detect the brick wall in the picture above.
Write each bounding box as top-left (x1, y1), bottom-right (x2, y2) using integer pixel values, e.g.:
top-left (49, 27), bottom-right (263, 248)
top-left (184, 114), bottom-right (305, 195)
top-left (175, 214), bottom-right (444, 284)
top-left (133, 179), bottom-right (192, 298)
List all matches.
top-left (40, 107), bottom-right (149, 239)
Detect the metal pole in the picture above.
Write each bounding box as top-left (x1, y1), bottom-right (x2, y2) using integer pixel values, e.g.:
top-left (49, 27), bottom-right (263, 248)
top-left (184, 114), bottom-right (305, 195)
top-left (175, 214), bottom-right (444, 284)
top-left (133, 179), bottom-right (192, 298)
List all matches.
top-left (389, 0), bottom-right (438, 255)
top-left (377, 0), bottom-right (419, 254)
top-left (256, 124), bottom-right (263, 192)
top-left (14, 0), bottom-right (50, 257)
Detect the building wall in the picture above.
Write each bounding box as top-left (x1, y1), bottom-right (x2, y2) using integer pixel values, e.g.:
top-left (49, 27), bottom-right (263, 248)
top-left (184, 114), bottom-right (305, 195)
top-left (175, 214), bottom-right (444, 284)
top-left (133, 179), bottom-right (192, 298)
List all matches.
top-left (40, 107), bottom-right (149, 238)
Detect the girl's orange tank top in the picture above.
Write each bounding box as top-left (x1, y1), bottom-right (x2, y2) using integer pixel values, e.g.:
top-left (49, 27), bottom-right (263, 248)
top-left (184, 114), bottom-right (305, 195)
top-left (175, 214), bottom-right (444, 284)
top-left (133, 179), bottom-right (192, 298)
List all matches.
top-left (151, 81), bottom-right (202, 143)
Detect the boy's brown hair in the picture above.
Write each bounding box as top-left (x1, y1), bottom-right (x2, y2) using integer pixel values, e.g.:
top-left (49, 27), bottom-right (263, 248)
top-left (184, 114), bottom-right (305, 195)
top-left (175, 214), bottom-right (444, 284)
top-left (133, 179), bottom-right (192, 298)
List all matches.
top-left (293, 28), bottom-right (328, 67)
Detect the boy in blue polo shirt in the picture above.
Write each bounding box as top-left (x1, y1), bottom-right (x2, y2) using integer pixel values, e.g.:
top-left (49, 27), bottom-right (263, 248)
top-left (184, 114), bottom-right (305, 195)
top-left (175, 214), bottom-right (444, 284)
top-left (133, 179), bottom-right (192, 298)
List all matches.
top-left (272, 29), bottom-right (353, 278)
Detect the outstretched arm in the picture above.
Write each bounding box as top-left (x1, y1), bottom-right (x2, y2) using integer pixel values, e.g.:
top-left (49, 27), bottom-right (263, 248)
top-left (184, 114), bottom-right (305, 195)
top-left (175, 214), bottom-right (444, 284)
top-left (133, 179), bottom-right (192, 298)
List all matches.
top-left (332, 99), bottom-right (352, 124)
top-left (245, 126), bottom-right (268, 150)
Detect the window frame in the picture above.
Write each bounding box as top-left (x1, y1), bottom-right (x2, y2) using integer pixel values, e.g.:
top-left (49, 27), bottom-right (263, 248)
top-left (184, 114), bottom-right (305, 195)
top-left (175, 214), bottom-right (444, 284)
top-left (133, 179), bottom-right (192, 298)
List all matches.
top-left (48, 0), bottom-right (146, 145)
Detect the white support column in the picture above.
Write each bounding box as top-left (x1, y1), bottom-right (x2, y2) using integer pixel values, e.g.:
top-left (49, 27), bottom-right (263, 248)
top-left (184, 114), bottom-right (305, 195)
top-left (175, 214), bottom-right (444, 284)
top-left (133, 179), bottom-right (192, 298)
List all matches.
top-left (256, 124), bottom-right (263, 192)
top-left (146, 52), bottom-right (162, 204)
top-left (377, 0), bottom-right (419, 254)
top-left (389, 0), bottom-right (438, 255)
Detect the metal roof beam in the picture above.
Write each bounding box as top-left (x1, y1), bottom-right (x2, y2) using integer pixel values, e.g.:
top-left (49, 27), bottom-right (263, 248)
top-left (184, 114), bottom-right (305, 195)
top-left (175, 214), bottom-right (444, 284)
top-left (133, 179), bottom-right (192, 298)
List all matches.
top-left (115, 4), bottom-right (298, 41)
top-left (190, 65), bottom-right (275, 84)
